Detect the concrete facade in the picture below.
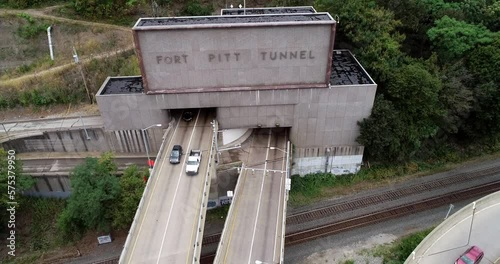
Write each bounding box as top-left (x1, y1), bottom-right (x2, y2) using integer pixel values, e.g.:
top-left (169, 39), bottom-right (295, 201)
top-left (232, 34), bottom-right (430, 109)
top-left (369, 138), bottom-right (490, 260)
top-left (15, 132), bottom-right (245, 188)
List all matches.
top-left (1, 127), bottom-right (164, 154)
top-left (135, 25), bottom-right (333, 92)
top-left (96, 9), bottom-right (377, 175)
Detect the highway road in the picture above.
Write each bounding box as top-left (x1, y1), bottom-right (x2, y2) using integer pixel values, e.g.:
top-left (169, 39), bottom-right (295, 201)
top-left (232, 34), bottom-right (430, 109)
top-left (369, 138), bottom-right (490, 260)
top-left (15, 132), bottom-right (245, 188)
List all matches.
top-left (217, 128), bottom-right (287, 264)
top-left (123, 110), bottom-right (214, 263)
top-left (413, 197), bottom-right (500, 264)
top-left (0, 115), bottom-right (103, 143)
top-left (19, 155), bottom-right (148, 176)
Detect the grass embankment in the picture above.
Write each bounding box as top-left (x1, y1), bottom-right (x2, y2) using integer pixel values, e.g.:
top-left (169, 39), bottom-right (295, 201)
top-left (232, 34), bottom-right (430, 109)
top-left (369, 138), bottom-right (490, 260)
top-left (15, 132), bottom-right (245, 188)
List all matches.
top-left (0, 49), bottom-right (139, 108)
top-left (1, 197), bottom-right (66, 264)
top-left (206, 204), bottom-right (230, 221)
top-left (289, 140), bottom-right (500, 207)
top-left (0, 13), bottom-right (132, 80)
top-left (372, 228), bottom-right (433, 263)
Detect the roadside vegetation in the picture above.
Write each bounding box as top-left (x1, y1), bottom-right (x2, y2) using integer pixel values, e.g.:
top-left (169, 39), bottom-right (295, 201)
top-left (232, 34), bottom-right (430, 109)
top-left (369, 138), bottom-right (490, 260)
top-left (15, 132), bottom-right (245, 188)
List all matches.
top-left (373, 228), bottom-right (434, 263)
top-left (0, 153), bottom-right (148, 263)
top-left (290, 0), bottom-right (499, 205)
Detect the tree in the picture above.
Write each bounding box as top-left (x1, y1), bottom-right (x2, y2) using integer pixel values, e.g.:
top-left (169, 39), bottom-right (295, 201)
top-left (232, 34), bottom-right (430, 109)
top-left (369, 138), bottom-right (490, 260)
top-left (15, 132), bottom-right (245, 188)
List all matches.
top-left (71, 0), bottom-right (140, 19)
top-left (112, 165), bottom-right (148, 230)
top-left (357, 96), bottom-right (409, 162)
top-left (358, 61), bottom-right (444, 162)
top-left (315, 0), bottom-right (404, 84)
top-left (0, 148), bottom-right (35, 232)
top-left (180, 0), bottom-right (213, 16)
top-left (437, 61), bottom-right (474, 135)
top-left (427, 16), bottom-right (495, 61)
top-left (58, 152), bottom-right (120, 239)
top-left (462, 35), bottom-right (500, 138)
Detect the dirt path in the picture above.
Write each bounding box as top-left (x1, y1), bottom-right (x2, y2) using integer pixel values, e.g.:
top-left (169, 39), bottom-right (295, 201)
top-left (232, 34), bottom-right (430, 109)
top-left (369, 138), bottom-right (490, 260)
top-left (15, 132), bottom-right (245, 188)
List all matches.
top-left (0, 46), bottom-right (134, 86)
top-left (0, 6), bottom-right (131, 32)
top-left (0, 5), bottom-right (134, 86)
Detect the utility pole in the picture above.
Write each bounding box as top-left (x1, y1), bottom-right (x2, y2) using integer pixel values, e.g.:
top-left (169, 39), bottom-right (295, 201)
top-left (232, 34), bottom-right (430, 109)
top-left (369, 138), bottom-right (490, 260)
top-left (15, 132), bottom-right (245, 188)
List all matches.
top-left (73, 47), bottom-right (93, 104)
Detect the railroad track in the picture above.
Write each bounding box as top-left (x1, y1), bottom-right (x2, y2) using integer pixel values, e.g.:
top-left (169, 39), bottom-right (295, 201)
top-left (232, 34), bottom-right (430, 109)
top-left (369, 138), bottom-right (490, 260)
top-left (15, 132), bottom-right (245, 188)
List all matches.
top-left (94, 165), bottom-right (500, 264)
top-left (285, 180), bottom-right (500, 245)
top-left (286, 165), bottom-right (500, 225)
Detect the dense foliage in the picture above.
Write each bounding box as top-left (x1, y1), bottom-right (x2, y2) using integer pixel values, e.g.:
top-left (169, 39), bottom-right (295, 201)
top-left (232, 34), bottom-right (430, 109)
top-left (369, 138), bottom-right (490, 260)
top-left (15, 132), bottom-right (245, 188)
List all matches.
top-left (316, 0), bottom-right (500, 163)
top-left (57, 152), bottom-right (121, 239)
top-left (57, 153), bottom-right (147, 239)
top-left (112, 165), bottom-right (147, 229)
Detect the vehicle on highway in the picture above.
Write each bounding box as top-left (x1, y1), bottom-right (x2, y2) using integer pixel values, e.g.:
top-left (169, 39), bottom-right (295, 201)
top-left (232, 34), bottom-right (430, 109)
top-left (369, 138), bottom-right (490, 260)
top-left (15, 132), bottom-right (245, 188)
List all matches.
top-left (182, 111), bottom-right (193, 122)
top-left (455, 246), bottom-right (484, 264)
top-left (169, 145), bottom-right (183, 164)
top-left (186, 149), bottom-right (202, 175)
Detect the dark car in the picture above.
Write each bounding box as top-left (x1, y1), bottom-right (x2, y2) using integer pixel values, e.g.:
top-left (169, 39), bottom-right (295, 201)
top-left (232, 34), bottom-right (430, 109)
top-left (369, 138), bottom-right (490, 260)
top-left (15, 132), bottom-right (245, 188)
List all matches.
top-left (182, 111), bottom-right (193, 122)
top-left (455, 246), bottom-right (484, 264)
top-left (169, 145), bottom-right (183, 164)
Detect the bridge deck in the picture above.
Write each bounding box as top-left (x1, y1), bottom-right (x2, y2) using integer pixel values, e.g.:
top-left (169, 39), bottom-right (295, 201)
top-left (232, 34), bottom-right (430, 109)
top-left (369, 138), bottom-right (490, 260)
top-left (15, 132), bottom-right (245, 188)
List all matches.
top-left (215, 129), bottom-right (288, 264)
top-left (122, 110), bottom-right (214, 264)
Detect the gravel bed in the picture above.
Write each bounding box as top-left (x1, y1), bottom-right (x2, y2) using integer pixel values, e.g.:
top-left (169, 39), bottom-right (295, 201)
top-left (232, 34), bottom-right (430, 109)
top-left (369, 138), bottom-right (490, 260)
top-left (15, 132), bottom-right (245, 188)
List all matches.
top-left (285, 198), bottom-right (477, 264)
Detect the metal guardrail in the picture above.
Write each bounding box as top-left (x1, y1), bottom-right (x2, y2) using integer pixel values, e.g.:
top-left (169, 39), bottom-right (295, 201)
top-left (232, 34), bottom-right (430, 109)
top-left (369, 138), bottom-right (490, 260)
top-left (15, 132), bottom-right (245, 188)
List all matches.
top-left (213, 162), bottom-right (247, 264)
top-left (280, 141), bottom-right (291, 263)
top-left (118, 120), bottom-right (174, 264)
top-left (192, 119), bottom-right (217, 263)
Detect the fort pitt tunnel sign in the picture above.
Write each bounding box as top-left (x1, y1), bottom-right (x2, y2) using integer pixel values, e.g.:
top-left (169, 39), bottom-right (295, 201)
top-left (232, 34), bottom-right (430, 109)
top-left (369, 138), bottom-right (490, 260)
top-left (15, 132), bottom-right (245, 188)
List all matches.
top-left (133, 17), bottom-right (335, 93)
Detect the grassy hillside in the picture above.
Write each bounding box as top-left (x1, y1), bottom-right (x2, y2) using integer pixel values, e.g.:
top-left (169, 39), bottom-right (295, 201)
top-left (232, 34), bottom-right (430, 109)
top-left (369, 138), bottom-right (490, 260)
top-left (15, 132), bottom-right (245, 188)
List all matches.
top-left (0, 13), bottom-right (132, 80)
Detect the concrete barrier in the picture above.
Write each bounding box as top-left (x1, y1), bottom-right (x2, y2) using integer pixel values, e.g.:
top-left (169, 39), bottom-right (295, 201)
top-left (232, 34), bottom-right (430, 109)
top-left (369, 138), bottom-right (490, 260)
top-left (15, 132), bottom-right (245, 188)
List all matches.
top-left (405, 191), bottom-right (500, 263)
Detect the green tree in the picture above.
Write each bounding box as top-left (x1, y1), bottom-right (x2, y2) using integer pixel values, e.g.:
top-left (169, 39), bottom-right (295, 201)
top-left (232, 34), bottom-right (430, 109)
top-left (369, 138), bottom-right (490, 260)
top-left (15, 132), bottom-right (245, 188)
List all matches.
top-left (357, 96), bottom-right (407, 162)
top-left (112, 165), bottom-right (147, 230)
top-left (57, 152), bottom-right (120, 239)
top-left (71, 0), bottom-right (140, 19)
top-left (437, 61), bottom-right (474, 135)
top-left (463, 35), bottom-right (500, 138)
top-left (315, 0), bottom-right (404, 83)
top-left (0, 148), bottom-right (35, 232)
top-left (358, 62), bottom-right (443, 162)
top-left (427, 16), bottom-right (496, 61)
top-left (180, 0), bottom-right (213, 16)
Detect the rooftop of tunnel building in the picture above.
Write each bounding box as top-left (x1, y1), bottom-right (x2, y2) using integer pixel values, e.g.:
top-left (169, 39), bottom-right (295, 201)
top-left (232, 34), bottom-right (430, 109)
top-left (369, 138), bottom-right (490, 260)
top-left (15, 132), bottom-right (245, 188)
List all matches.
top-left (99, 50), bottom-right (373, 95)
top-left (330, 50), bottom-right (374, 85)
top-left (221, 6), bottom-right (316, 15)
top-left (134, 13), bottom-right (332, 28)
top-left (100, 76), bottom-right (144, 95)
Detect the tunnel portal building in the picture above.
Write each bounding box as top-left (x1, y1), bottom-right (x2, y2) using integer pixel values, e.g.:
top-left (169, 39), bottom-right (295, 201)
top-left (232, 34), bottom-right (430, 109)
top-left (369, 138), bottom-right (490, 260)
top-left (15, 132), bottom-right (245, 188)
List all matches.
top-left (96, 7), bottom-right (377, 175)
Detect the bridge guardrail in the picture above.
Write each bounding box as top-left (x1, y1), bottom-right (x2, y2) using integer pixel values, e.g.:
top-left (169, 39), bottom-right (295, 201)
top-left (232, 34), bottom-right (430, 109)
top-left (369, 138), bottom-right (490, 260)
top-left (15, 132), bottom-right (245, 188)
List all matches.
top-left (213, 161), bottom-right (246, 264)
top-left (118, 119), bottom-right (174, 264)
top-left (192, 120), bottom-right (217, 263)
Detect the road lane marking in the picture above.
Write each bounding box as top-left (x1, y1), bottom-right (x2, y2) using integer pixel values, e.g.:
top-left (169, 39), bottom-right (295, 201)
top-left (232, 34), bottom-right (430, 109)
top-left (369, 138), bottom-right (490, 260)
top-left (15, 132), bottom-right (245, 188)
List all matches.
top-left (156, 110), bottom-right (201, 264)
top-left (223, 133), bottom-right (256, 263)
top-left (247, 129), bottom-right (272, 264)
top-left (186, 114), bottom-right (212, 264)
top-left (273, 138), bottom-right (287, 262)
top-left (128, 116), bottom-right (182, 263)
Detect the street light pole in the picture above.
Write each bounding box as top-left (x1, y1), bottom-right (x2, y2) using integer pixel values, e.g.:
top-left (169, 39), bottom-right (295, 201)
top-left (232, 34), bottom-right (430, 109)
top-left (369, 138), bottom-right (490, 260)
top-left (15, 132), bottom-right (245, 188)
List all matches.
top-left (141, 124), bottom-right (162, 169)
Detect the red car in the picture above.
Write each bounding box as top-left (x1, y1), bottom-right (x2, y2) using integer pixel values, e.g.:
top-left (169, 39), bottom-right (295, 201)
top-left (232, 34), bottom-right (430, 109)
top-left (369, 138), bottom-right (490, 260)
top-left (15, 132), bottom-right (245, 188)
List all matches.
top-left (455, 246), bottom-right (484, 264)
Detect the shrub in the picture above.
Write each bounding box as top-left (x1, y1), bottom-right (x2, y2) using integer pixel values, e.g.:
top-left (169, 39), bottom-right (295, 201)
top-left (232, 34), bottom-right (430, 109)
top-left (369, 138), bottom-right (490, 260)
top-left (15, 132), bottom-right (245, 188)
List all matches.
top-left (16, 13), bottom-right (49, 39)
top-left (180, 0), bottom-right (213, 16)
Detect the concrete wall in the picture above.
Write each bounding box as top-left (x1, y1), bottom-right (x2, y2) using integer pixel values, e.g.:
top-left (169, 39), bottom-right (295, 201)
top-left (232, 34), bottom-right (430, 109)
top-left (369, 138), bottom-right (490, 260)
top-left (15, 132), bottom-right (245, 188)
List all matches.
top-left (96, 92), bottom-right (170, 131)
top-left (135, 24), bottom-right (333, 92)
top-left (97, 84), bottom-right (377, 148)
top-left (292, 146), bottom-right (364, 175)
top-left (24, 176), bottom-right (71, 198)
top-left (2, 127), bottom-right (164, 154)
top-left (405, 191), bottom-right (500, 264)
